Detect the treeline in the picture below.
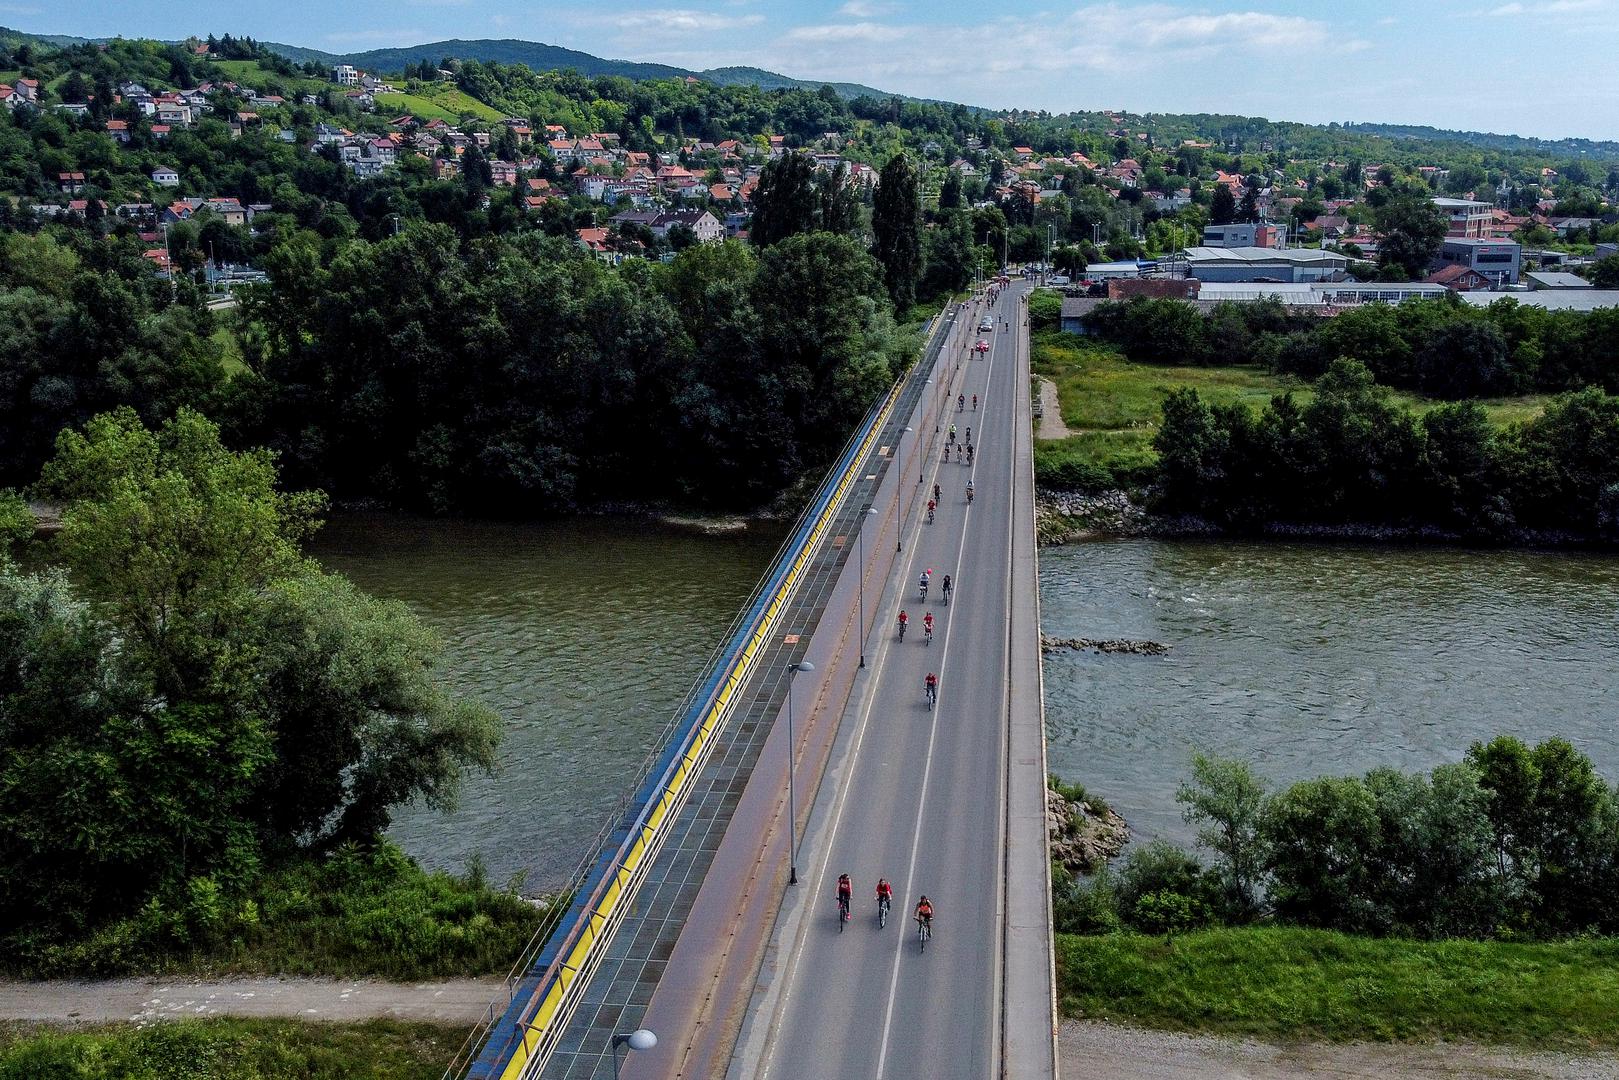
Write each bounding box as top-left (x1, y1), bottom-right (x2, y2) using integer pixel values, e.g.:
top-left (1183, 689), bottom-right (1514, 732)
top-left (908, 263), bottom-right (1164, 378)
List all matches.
top-left (237, 228), bottom-right (909, 512)
top-left (0, 411), bottom-right (502, 967)
top-left (1058, 736), bottom-right (1619, 941)
top-left (1154, 359), bottom-right (1619, 540)
top-left (1083, 295), bottom-right (1619, 399)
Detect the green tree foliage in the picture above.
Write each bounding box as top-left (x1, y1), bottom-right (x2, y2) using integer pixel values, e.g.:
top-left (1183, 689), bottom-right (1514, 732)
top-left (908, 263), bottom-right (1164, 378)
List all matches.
top-left (872, 152), bottom-right (922, 311)
top-left (1176, 754), bottom-right (1268, 918)
top-left (749, 151), bottom-right (823, 248)
top-left (1373, 190), bottom-right (1447, 279)
top-left (1209, 184), bottom-right (1237, 225)
top-left (0, 410), bottom-right (499, 958)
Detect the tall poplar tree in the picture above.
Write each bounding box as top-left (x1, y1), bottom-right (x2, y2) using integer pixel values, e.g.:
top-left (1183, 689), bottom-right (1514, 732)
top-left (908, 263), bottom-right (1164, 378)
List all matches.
top-left (873, 152), bottom-right (922, 312)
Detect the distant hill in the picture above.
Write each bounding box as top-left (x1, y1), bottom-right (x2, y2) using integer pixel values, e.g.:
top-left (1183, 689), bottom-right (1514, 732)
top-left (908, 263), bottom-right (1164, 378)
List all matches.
top-left (258, 37), bottom-right (900, 102)
top-left (1344, 122), bottom-right (1619, 162)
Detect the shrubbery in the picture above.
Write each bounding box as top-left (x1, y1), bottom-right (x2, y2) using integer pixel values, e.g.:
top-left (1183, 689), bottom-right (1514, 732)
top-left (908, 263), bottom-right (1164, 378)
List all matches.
top-left (1056, 736), bottom-right (1619, 942)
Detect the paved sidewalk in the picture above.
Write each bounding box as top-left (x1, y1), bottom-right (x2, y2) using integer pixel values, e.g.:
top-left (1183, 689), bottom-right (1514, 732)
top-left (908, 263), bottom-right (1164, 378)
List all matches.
top-left (0, 976), bottom-right (500, 1025)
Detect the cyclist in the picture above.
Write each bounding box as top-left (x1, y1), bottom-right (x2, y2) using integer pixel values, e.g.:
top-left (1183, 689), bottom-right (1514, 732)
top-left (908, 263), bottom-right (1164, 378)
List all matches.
top-left (924, 671), bottom-right (938, 707)
top-left (966, 444), bottom-right (975, 466)
top-left (966, 480), bottom-right (975, 504)
top-left (957, 393), bottom-right (965, 412)
top-left (837, 873), bottom-right (853, 922)
top-left (948, 423), bottom-right (956, 445)
top-left (941, 574), bottom-right (953, 603)
top-left (972, 394), bottom-right (978, 411)
top-left (933, 482), bottom-right (941, 505)
top-left (926, 498), bottom-right (936, 523)
top-left (955, 444), bottom-right (962, 463)
top-left (897, 608), bottom-right (909, 641)
top-left (875, 878), bottom-right (893, 922)
top-left (965, 427), bottom-right (971, 444)
top-left (918, 570), bottom-right (929, 600)
top-left (915, 895), bottom-right (933, 933)
top-left (923, 611), bottom-right (935, 644)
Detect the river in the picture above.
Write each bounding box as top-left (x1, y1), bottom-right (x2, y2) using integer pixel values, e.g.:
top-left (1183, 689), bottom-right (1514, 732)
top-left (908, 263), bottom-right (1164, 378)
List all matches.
top-left (1040, 538), bottom-right (1619, 850)
top-left (313, 517), bottom-right (1619, 887)
top-left (309, 514), bottom-right (779, 892)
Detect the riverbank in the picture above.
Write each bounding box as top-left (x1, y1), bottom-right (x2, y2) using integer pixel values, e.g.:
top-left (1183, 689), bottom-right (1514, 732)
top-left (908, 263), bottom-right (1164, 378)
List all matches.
top-left (1035, 487), bottom-right (1597, 549)
top-left (1056, 928), bottom-right (1619, 1049)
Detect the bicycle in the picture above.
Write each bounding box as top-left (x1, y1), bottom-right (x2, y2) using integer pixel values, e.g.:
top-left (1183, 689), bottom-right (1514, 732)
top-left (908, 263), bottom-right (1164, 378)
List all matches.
top-left (924, 622), bottom-right (933, 647)
top-left (924, 679), bottom-right (937, 711)
top-left (918, 580), bottom-right (928, 602)
top-left (941, 579), bottom-right (952, 605)
top-left (972, 395), bottom-right (978, 411)
top-left (917, 914), bottom-right (932, 952)
top-left (838, 894), bottom-right (850, 931)
top-left (878, 896), bottom-right (890, 929)
top-left (927, 504), bottom-right (935, 525)
top-left (897, 616), bottom-right (907, 642)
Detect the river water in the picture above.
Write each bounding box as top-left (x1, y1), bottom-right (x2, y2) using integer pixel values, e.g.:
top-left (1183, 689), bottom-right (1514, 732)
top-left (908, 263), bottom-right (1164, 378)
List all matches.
top-left (309, 514), bottom-right (779, 891)
top-left (313, 515), bottom-right (1619, 886)
top-left (1040, 539), bottom-right (1619, 850)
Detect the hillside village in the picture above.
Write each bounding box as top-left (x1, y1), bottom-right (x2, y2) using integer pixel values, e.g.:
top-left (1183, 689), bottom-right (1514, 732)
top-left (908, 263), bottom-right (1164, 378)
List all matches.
top-left (2, 32), bottom-right (1617, 313)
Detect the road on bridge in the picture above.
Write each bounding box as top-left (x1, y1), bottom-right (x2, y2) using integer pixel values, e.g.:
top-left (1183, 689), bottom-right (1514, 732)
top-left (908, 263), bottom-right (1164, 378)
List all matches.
top-left (733, 282), bottom-right (1042, 1080)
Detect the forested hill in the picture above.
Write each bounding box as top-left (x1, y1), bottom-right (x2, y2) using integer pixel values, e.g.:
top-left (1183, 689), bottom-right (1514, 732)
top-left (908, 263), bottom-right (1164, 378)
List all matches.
top-left (1344, 122), bottom-right (1619, 161)
top-left (257, 38), bottom-right (899, 102)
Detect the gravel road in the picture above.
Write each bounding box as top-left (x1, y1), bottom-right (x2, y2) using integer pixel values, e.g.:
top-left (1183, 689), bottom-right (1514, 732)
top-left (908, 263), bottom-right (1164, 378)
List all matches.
top-left (0, 976), bottom-right (502, 1026)
top-left (1061, 1020), bottom-right (1619, 1079)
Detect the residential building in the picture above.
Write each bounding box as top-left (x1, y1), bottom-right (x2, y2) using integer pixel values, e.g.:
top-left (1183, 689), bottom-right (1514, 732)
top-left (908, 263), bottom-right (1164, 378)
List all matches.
top-left (1432, 197), bottom-right (1493, 239)
top-left (1424, 264), bottom-right (1493, 292)
top-left (1435, 238), bottom-right (1521, 286)
top-left (151, 166), bottom-right (180, 187)
top-left (333, 65), bottom-right (360, 87)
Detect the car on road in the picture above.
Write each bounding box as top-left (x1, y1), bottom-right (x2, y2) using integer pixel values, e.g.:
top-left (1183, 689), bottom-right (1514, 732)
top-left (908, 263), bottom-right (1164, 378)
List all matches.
top-left (974, 339), bottom-right (990, 354)
top-left (1047, 274), bottom-right (1071, 286)
top-left (978, 318), bottom-right (994, 332)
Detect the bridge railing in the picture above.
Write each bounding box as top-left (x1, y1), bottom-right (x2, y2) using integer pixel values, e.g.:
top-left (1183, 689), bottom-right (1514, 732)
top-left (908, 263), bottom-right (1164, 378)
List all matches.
top-left (442, 313), bottom-right (954, 1080)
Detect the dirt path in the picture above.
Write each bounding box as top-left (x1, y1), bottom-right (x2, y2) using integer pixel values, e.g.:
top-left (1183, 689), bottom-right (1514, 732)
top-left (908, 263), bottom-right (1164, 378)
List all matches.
top-left (1061, 1020), bottom-right (1619, 1079)
top-left (0, 976), bottom-right (503, 1026)
top-left (1037, 376), bottom-right (1072, 440)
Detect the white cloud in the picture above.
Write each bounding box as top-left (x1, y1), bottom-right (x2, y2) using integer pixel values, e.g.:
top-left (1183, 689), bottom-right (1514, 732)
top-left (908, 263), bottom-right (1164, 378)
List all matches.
top-left (837, 0), bottom-right (901, 15)
top-left (1490, 0), bottom-right (1604, 13)
top-left (609, 8), bottom-right (766, 34)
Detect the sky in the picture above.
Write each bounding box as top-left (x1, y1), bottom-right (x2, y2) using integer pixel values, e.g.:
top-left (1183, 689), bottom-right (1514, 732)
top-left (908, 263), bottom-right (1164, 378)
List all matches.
top-left (19, 1), bottom-right (1619, 141)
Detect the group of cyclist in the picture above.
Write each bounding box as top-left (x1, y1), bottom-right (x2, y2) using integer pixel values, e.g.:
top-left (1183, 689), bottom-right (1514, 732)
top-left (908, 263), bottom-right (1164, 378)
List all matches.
top-left (941, 422), bottom-right (976, 467)
top-left (838, 873), bottom-right (932, 935)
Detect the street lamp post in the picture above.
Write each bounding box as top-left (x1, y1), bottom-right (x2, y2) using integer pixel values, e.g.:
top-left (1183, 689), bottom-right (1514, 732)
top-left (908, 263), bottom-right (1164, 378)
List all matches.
top-left (858, 506), bottom-right (877, 668)
top-left (611, 1028), bottom-right (657, 1080)
top-left (784, 661), bottom-right (814, 886)
top-left (895, 425), bottom-right (913, 552)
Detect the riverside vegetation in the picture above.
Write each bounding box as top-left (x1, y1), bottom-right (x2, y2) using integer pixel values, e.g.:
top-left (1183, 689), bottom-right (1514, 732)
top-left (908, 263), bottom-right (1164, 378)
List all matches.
top-left (1033, 291), bottom-right (1619, 543)
top-left (0, 411), bottom-right (547, 978)
top-left (1053, 739), bottom-right (1619, 1045)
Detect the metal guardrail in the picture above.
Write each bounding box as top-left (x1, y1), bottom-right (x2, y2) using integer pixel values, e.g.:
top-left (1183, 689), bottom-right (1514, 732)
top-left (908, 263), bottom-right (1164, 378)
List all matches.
top-left (444, 313), bottom-right (954, 1080)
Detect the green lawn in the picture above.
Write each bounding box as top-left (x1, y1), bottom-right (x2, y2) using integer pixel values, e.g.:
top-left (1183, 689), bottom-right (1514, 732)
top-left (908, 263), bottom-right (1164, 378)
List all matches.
top-left (0, 1018), bottom-right (463, 1080)
top-left (377, 88), bottom-right (503, 124)
top-left (212, 324), bottom-right (247, 378)
top-left (1057, 928), bottom-right (1619, 1048)
top-left (204, 59), bottom-right (328, 97)
top-left (1032, 332), bottom-right (1551, 488)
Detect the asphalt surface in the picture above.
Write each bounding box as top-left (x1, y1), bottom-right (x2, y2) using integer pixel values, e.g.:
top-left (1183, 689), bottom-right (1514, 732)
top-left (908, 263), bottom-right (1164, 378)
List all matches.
top-left (743, 285), bottom-right (1030, 1080)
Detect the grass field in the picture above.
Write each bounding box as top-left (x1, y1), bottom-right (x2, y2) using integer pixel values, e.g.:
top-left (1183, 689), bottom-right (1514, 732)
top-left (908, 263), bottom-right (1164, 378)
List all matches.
top-left (1057, 928), bottom-right (1619, 1048)
top-left (1032, 332), bottom-right (1550, 488)
top-left (204, 59), bottom-right (328, 97)
top-left (377, 88), bottom-right (504, 124)
top-left (0, 1018), bottom-right (463, 1080)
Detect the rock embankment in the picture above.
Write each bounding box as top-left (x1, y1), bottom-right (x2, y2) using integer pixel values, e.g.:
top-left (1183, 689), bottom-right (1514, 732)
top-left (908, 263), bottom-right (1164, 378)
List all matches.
top-left (1048, 786), bottom-right (1129, 875)
top-left (1037, 489), bottom-right (1151, 543)
top-left (1042, 633), bottom-right (1169, 656)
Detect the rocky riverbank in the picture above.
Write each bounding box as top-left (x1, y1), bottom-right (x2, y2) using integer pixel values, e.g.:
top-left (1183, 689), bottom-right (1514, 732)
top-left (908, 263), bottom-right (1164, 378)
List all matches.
top-left (1047, 784), bottom-right (1129, 875)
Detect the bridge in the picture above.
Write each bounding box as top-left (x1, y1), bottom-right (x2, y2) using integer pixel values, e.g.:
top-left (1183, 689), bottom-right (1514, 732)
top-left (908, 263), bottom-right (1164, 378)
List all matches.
top-left (446, 282), bottom-right (1056, 1080)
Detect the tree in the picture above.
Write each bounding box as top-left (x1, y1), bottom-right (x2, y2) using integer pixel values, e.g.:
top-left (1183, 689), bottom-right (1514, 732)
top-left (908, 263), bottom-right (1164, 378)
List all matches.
top-left (872, 152), bottom-right (922, 312)
top-left (1238, 184), bottom-right (1260, 224)
top-left (3, 409), bottom-right (500, 951)
top-left (1261, 775), bottom-right (1381, 929)
top-left (750, 151), bottom-right (820, 248)
top-left (938, 169), bottom-right (962, 210)
top-left (1210, 184), bottom-right (1237, 225)
top-left (1373, 191), bottom-right (1446, 280)
top-left (1588, 254), bottom-right (1619, 289)
top-left (1176, 753), bottom-right (1268, 918)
